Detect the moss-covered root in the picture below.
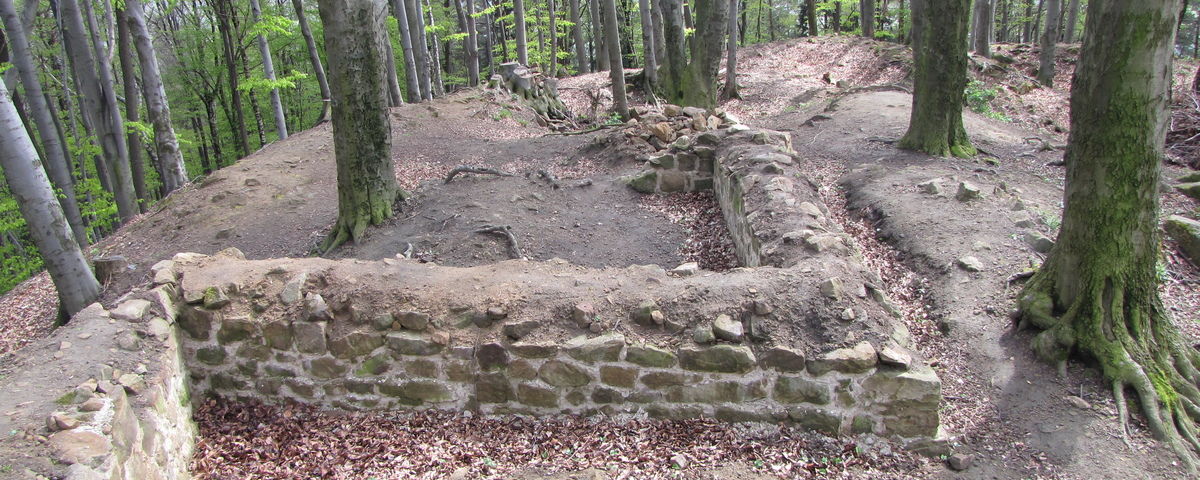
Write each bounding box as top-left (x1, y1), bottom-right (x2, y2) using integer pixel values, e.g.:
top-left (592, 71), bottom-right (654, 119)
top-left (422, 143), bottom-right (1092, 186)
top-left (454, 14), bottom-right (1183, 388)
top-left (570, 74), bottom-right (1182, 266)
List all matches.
top-left (319, 190), bottom-right (405, 256)
top-left (1019, 276), bottom-right (1200, 473)
top-left (897, 123), bottom-right (978, 158)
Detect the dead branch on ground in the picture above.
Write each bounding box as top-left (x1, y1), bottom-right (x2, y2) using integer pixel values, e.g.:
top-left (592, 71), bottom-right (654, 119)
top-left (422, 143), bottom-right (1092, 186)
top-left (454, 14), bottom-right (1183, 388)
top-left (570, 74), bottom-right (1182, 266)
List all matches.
top-left (476, 225), bottom-right (525, 260)
top-left (444, 166), bottom-right (515, 184)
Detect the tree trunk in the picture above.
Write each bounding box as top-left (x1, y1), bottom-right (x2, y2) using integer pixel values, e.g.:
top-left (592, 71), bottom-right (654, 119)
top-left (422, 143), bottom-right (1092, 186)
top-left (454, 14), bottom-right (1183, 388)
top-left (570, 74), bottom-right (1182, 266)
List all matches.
top-left (600, 0), bottom-right (627, 117)
top-left (651, 0), bottom-right (665, 62)
top-left (549, 0), bottom-right (559, 75)
top-left (569, 0), bottom-right (589, 72)
top-left (659, 0), bottom-right (686, 98)
top-left (0, 81), bottom-right (100, 318)
top-left (720, 0), bottom-right (738, 99)
top-left (0, 0), bottom-right (88, 246)
top-left (898, 0), bottom-right (975, 157)
top-left (382, 28), bottom-right (407, 105)
top-left (514, 0), bottom-right (529, 64)
top-left (212, 0), bottom-right (251, 157)
top-left (1037, 0), bottom-right (1060, 85)
top-left (1021, 0), bottom-right (1033, 42)
top-left (973, 0), bottom-right (992, 57)
top-left (250, 0), bottom-right (291, 138)
top-left (1064, 0), bottom-right (1079, 41)
top-left (116, 6), bottom-right (148, 212)
top-left (404, 0), bottom-right (432, 99)
top-left (590, 0), bottom-right (609, 70)
top-left (1018, 0), bottom-right (1200, 470)
top-left (316, 0), bottom-right (400, 253)
top-left (663, 0), bottom-right (728, 108)
top-left (807, 0), bottom-right (818, 36)
top-left (639, 0), bottom-right (658, 86)
top-left (424, 0), bottom-right (445, 94)
top-left (861, 0), bottom-right (875, 38)
top-left (60, 0), bottom-right (138, 223)
top-left (291, 0), bottom-right (333, 121)
top-left (463, 0), bottom-right (480, 84)
top-left (126, 0), bottom-right (188, 195)
top-left (391, 0), bottom-right (422, 101)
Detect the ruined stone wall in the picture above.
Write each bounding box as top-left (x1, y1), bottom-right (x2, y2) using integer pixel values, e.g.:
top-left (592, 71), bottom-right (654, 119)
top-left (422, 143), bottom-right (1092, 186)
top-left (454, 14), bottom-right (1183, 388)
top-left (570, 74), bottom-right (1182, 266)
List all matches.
top-left (171, 254), bottom-right (940, 441)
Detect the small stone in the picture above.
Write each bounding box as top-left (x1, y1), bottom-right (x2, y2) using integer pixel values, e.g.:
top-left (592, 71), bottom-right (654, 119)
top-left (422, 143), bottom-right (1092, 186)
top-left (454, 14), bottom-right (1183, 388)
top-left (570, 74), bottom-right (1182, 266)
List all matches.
top-left (571, 303), bottom-right (597, 329)
top-left (48, 412), bottom-right (80, 431)
top-left (807, 342), bottom-right (878, 375)
top-left (564, 333), bottom-right (625, 362)
top-left (476, 342), bottom-right (510, 370)
top-left (671, 262), bottom-right (699, 276)
top-left (712, 314), bottom-right (743, 342)
top-left (372, 313), bottom-right (396, 331)
top-left (948, 453), bottom-right (974, 471)
top-left (110, 299), bottom-right (152, 322)
top-left (486, 307), bottom-right (508, 321)
top-left (202, 286), bottom-right (230, 309)
top-left (115, 330), bottom-right (140, 351)
top-left (502, 320), bottom-right (539, 340)
top-left (820, 277), bottom-right (843, 300)
top-left (387, 332), bottom-right (443, 356)
top-left (957, 256), bottom-right (984, 272)
top-left (692, 325), bottom-right (716, 344)
top-left (678, 345), bottom-right (756, 373)
top-left (878, 344), bottom-right (912, 369)
top-left (1066, 395), bottom-right (1091, 410)
top-left (79, 397), bottom-right (104, 412)
top-left (280, 272), bottom-right (308, 305)
top-left (625, 343), bottom-right (677, 368)
top-left (956, 181), bottom-right (982, 201)
top-left (917, 179), bottom-right (942, 195)
top-left (839, 308), bottom-right (856, 321)
top-left (60, 341), bottom-right (72, 349)
top-left (1023, 232), bottom-right (1056, 253)
top-left (632, 300), bottom-right (661, 326)
top-left (671, 454), bottom-right (689, 469)
top-left (752, 300), bottom-right (773, 316)
top-left (47, 430), bottom-right (110, 465)
top-left (117, 373), bottom-right (146, 395)
top-left (396, 311), bottom-right (431, 331)
top-left (539, 360), bottom-right (592, 387)
top-left (305, 293), bottom-right (332, 321)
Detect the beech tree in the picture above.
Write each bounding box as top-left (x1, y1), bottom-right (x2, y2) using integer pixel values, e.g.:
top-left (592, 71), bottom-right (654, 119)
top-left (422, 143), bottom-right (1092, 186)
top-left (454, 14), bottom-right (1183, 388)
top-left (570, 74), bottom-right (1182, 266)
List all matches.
top-left (515, 0), bottom-right (530, 65)
top-left (639, 0), bottom-right (658, 87)
top-left (601, 0), bottom-right (628, 117)
top-left (126, 0), bottom-right (189, 195)
top-left (1018, 0), bottom-right (1200, 471)
top-left (1037, 0), bottom-right (1061, 86)
top-left (569, 0), bottom-right (589, 73)
top-left (659, 0), bottom-right (730, 108)
top-left (250, 0), bottom-right (290, 139)
top-left (898, 0), bottom-right (976, 158)
top-left (317, 0), bottom-right (401, 252)
top-left (861, 0), bottom-right (875, 38)
top-left (973, 0), bottom-right (993, 58)
top-left (721, 0), bottom-right (739, 100)
top-left (0, 81), bottom-right (100, 318)
top-left (391, 0), bottom-right (422, 101)
top-left (292, 0), bottom-right (335, 121)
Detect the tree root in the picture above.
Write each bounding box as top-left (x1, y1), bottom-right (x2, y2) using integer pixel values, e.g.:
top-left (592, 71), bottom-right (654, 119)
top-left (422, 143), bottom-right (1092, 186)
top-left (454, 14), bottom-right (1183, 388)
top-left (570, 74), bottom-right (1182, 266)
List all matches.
top-left (1020, 270), bottom-right (1200, 473)
top-left (444, 166), bottom-right (515, 184)
top-left (476, 224), bottom-right (525, 260)
top-left (534, 169), bottom-right (560, 189)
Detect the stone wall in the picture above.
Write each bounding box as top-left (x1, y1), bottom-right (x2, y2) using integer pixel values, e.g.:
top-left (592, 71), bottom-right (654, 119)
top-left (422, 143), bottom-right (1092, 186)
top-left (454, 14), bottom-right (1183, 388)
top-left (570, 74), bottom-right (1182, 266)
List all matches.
top-left (171, 253), bottom-right (940, 441)
top-left (0, 264), bottom-right (195, 480)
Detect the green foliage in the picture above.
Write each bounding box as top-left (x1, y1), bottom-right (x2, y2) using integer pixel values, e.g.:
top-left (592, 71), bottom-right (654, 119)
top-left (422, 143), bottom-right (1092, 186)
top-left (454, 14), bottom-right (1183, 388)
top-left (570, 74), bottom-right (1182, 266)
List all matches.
top-left (964, 81), bottom-right (1010, 122)
top-left (249, 14), bottom-right (296, 38)
top-left (238, 70), bottom-right (310, 94)
top-left (0, 62), bottom-right (11, 74)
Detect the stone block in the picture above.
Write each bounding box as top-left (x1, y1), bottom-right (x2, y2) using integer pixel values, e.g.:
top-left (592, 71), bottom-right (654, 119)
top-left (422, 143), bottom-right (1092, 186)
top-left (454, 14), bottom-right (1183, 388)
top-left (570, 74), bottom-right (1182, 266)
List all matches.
top-left (539, 360), bottom-right (592, 387)
top-left (476, 373), bottom-right (512, 403)
top-left (236, 342), bottom-right (271, 362)
top-left (592, 387), bottom-right (624, 404)
top-left (396, 311), bottom-right (431, 331)
top-left (307, 357), bottom-right (349, 379)
top-left (476, 342), bottom-right (510, 370)
top-left (387, 332), bottom-right (443, 356)
top-left (788, 406), bottom-right (842, 435)
top-left (406, 359), bottom-right (439, 378)
top-left (262, 320), bottom-right (292, 350)
top-left (400, 381), bottom-right (453, 403)
top-left (112, 299), bottom-right (153, 322)
top-left (807, 342), bottom-right (877, 375)
top-left (216, 316), bottom-right (258, 344)
top-left (759, 347), bottom-right (806, 372)
top-left (678, 345), bottom-right (756, 373)
top-left (508, 360), bottom-right (537, 380)
top-left (510, 342), bottom-right (558, 359)
top-left (355, 354), bottom-right (391, 376)
top-left (862, 365), bottom-right (941, 437)
top-left (565, 333), bottom-right (625, 363)
top-left (329, 332), bottom-right (385, 359)
top-left (294, 322), bottom-right (328, 354)
top-left (714, 407), bottom-right (775, 423)
top-left (665, 381), bottom-right (743, 403)
top-left (600, 366), bottom-right (637, 388)
top-left (625, 343), bottom-right (677, 368)
top-left (517, 383), bottom-right (558, 408)
top-left (640, 371), bottom-right (687, 389)
top-left (645, 405), bottom-right (704, 420)
top-left (774, 376), bottom-right (831, 405)
top-left (195, 346), bottom-right (226, 366)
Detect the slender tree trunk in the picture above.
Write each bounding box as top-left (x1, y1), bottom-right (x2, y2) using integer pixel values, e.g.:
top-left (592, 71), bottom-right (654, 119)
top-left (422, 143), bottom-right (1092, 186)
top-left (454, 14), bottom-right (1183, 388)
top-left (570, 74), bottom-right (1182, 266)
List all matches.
top-left (60, 0), bottom-right (138, 223)
top-left (382, 29), bottom-right (406, 105)
top-left (1022, 0), bottom-right (1033, 42)
top-left (212, 0), bottom-right (251, 157)
top-left (315, 0), bottom-right (400, 252)
top-left (590, 0), bottom-right (609, 69)
top-left (862, 0), bottom-right (875, 38)
top-left (1064, 0), bottom-right (1079, 41)
top-left (720, 0), bottom-right (738, 99)
top-left (250, 0), bottom-right (290, 138)
top-left (484, 2), bottom-right (496, 73)
top-left (639, 0), bottom-right (658, 86)
top-left (998, 0), bottom-right (1010, 41)
top-left (651, 0), bottom-right (665, 63)
top-left (1019, 0), bottom-right (1200, 470)
top-left (116, 6), bottom-right (148, 212)
top-left (600, 0), bottom-right (627, 117)
top-left (569, 0), bottom-right (589, 72)
top-left (1037, 0), bottom-right (1060, 85)
top-left (403, 0), bottom-right (432, 99)
top-left (463, 0), bottom-right (480, 84)
top-left (391, 0), bottom-right (421, 101)
top-left (898, 0), bottom-right (975, 157)
top-left (973, 0), bottom-right (992, 57)
top-left (424, 0), bottom-right (445, 94)
top-left (514, 0), bottom-right (529, 64)
top-left (0, 0), bottom-right (87, 246)
top-left (126, 0), bottom-right (187, 195)
top-left (0, 81), bottom-right (100, 318)
top-left (291, 0), bottom-right (333, 122)
top-left (807, 0), bottom-right (818, 35)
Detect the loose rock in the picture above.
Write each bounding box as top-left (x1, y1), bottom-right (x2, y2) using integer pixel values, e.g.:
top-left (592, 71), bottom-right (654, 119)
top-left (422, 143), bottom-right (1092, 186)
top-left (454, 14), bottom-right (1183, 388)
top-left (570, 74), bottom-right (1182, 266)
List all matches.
top-left (712, 314), bottom-right (744, 342)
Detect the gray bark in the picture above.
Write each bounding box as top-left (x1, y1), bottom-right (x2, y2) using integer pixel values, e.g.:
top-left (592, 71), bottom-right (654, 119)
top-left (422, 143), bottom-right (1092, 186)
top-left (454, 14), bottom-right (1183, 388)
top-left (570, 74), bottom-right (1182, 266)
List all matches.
top-left (600, 0), bottom-right (627, 117)
top-left (659, 0), bottom-right (686, 95)
top-left (570, 0), bottom-right (589, 72)
top-left (515, 0), bottom-right (529, 65)
top-left (0, 81), bottom-right (100, 318)
top-left (382, 29), bottom-right (406, 105)
top-left (549, 0), bottom-right (558, 75)
top-left (291, 0), bottom-right (333, 121)
top-left (116, 6), bottom-right (148, 210)
top-left (651, 0), bottom-right (665, 65)
top-left (424, 0), bottom-right (445, 95)
top-left (973, 0), bottom-right (993, 57)
top-left (126, 0), bottom-right (188, 195)
top-left (861, 0), bottom-right (875, 37)
top-left (589, 0), bottom-right (609, 70)
top-left (404, 0), bottom-right (432, 99)
top-left (60, 0), bottom-right (138, 223)
top-left (250, 0), bottom-right (290, 138)
top-left (391, 0), bottom-right (422, 101)
top-left (639, 0), bottom-right (658, 86)
top-left (720, 0), bottom-right (738, 99)
top-left (0, 0), bottom-right (88, 246)
top-left (1064, 0), bottom-right (1079, 42)
top-left (1037, 0), bottom-right (1060, 86)
top-left (463, 0), bottom-right (480, 85)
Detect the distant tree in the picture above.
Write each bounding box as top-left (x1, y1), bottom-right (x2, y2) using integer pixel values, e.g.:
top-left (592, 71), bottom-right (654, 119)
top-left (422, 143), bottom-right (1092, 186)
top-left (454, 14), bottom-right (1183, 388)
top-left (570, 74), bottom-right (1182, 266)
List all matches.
top-left (806, 0), bottom-right (818, 36)
top-left (292, 0), bottom-right (335, 120)
top-left (601, 0), bottom-right (628, 117)
top-left (973, 0), bottom-right (993, 57)
top-left (390, 0), bottom-right (422, 101)
top-left (116, 6), bottom-right (149, 210)
top-left (250, 0), bottom-right (291, 138)
top-left (1020, 0), bottom-right (1200, 471)
top-left (898, 0), bottom-right (976, 157)
top-left (569, 0), bottom-right (589, 73)
top-left (721, 0), bottom-right (740, 100)
top-left (515, 0), bottom-right (530, 64)
top-left (1064, 0), bottom-right (1081, 42)
top-left (0, 81), bottom-right (100, 319)
top-left (1037, 0), bottom-right (1061, 85)
top-left (316, 0), bottom-right (402, 252)
top-left (126, 0), bottom-right (190, 195)
top-left (590, 0), bottom-right (609, 70)
top-left (861, 0), bottom-right (876, 38)
top-left (639, 0), bottom-right (658, 87)
top-left (404, 0), bottom-right (433, 99)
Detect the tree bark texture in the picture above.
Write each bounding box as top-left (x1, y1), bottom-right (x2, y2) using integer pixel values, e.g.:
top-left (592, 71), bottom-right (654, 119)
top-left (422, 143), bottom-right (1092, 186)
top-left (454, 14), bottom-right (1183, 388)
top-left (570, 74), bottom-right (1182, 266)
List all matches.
top-left (973, 0), bottom-right (993, 57)
top-left (1019, 0), bottom-right (1199, 470)
top-left (212, 0), bottom-right (252, 157)
top-left (463, 0), bottom-right (480, 84)
top-left (116, 6), bottom-right (148, 211)
top-left (404, 0), bottom-right (432, 99)
top-left (1037, 0), bottom-right (1060, 85)
top-left (589, 0), bottom-right (609, 70)
top-left (807, 0), bottom-right (818, 36)
top-left (251, 0), bottom-right (291, 137)
top-left (600, 0), bottom-right (628, 117)
top-left (661, 0), bottom-right (728, 108)
top-left (391, 0), bottom-right (422, 101)
top-left (639, 0), bottom-right (658, 86)
top-left (514, 0), bottom-right (530, 65)
top-left (898, 0), bottom-right (975, 158)
top-left (316, 0), bottom-right (400, 252)
top-left (126, 0), bottom-right (188, 195)
top-left (720, 0), bottom-right (738, 99)
top-left (1064, 0), bottom-right (1080, 42)
top-left (861, 0), bottom-right (875, 37)
top-left (570, 0), bottom-right (589, 72)
top-left (292, 0), bottom-right (334, 120)
top-left (0, 81), bottom-right (100, 318)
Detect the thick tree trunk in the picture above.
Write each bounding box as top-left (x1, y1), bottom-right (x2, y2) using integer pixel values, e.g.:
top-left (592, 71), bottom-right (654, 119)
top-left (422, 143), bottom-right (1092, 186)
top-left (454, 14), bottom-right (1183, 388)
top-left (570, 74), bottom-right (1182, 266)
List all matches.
top-left (0, 0), bottom-right (88, 246)
top-left (126, 0), bottom-right (188, 195)
top-left (1018, 0), bottom-right (1200, 470)
top-left (639, 0), bottom-right (658, 87)
top-left (671, 0), bottom-right (729, 108)
top-left (651, 0), bottom-right (666, 62)
top-left (898, 0), bottom-right (975, 157)
top-left (514, 0), bottom-right (529, 65)
top-left (861, 0), bottom-right (875, 38)
top-left (720, 0), bottom-right (738, 99)
top-left (807, 0), bottom-right (818, 36)
top-left (1037, 0), bottom-right (1060, 85)
top-left (570, 0), bottom-right (589, 72)
top-left (250, 0), bottom-right (291, 138)
top-left (973, 0), bottom-right (992, 57)
top-left (0, 81), bottom-right (100, 318)
top-left (404, 0), bottom-right (432, 99)
top-left (316, 0), bottom-right (400, 253)
top-left (60, 0), bottom-right (138, 223)
top-left (115, 6), bottom-right (148, 212)
top-left (659, 0), bottom-right (686, 98)
top-left (1064, 0), bottom-right (1079, 41)
top-left (600, 0), bottom-right (627, 117)
top-left (589, 0), bottom-right (609, 70)
top-left (291, 0), bottom-right (334, 121)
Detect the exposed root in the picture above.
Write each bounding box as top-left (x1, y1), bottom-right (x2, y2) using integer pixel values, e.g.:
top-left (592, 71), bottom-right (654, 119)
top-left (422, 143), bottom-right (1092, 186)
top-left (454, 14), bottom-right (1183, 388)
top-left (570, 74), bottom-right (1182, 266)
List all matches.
top-left (444, 166), bottom-right (515, 184)
top-left (476, 224), bottom-right (525, 260)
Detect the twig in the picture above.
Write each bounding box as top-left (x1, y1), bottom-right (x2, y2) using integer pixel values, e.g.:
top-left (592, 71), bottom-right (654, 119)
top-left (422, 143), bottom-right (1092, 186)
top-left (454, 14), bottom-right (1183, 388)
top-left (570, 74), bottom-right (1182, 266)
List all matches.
top-left (542, 124), bottom-right (619, 136)
top-left (476, 224), bottom-right (525, 259)
top-left (536, 169), bottom-right (561, 189)
top-left (444, 166), bottom-right (515, 184)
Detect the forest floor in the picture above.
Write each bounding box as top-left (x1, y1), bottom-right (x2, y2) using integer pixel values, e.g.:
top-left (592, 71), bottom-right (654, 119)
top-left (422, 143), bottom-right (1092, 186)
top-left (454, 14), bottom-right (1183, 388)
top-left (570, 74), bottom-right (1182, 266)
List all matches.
top-left (2, 36), bottom-right (1199, 479)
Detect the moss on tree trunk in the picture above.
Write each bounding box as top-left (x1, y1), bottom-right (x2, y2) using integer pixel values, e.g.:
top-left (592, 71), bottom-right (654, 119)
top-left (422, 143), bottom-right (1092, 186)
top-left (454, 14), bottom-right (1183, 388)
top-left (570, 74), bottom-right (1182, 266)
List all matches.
top-left (898, 0), bottom-right (976, 158)
top-left (318, 0), bottom-right (402, 254)
top-left (1018, 0), bottom-right (1200, 471)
